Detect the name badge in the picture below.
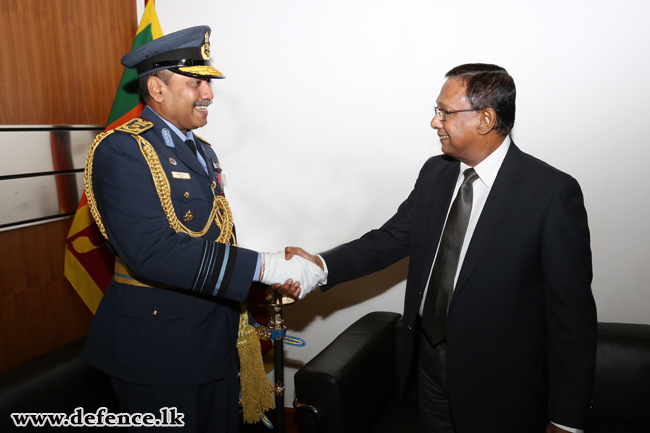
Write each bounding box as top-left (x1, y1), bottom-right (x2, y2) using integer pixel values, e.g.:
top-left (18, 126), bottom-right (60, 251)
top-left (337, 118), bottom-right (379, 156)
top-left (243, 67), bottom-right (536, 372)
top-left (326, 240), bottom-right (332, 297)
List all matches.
top-left (172, 171), bottom-right (191, 180)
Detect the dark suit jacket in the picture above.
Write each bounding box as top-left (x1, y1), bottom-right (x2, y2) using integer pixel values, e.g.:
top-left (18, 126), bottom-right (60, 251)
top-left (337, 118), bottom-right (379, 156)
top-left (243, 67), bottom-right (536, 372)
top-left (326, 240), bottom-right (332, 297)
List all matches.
top-left (321, 142), bottom-right (597, 432)
top-left (83, 106), bottom-right (258, 386)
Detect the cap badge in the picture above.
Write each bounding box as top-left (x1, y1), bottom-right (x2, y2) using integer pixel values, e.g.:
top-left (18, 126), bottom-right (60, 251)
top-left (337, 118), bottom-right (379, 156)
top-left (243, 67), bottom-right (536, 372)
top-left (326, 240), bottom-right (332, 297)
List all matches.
top-left (201, 31), bottom-right (211, 60)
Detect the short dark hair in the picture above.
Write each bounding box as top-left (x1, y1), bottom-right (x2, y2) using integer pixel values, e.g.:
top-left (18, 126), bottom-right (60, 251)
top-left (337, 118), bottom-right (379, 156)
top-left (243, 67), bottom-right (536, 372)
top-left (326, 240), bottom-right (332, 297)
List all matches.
top-left (445, 63), bottom-right (516, 136)
top-left (139, 69), bottom-right (173, 102)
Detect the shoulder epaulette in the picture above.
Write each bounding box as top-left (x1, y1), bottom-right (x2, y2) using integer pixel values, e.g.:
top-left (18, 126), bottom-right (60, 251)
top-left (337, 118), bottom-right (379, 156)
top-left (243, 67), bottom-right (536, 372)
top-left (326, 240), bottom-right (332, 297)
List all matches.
top-left (194, 133), bottom-right (212, 147)
top-left (115, 118), bottom-right (154, 135)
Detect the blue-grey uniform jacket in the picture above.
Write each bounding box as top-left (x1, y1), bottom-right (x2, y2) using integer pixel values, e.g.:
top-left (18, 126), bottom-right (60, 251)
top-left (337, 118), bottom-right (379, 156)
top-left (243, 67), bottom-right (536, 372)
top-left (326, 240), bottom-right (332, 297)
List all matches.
top-left (83, 106), bottom-right (258, 386)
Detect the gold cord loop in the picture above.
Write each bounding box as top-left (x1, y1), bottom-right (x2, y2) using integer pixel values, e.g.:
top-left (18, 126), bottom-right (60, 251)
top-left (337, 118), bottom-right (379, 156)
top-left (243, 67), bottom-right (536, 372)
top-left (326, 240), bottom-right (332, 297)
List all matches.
top-left (84, 130), bottom-right (236, 246)
top-left (84, 130), bottom-right (115, 241)
top-left (134, 135), bottom-right (236, 245)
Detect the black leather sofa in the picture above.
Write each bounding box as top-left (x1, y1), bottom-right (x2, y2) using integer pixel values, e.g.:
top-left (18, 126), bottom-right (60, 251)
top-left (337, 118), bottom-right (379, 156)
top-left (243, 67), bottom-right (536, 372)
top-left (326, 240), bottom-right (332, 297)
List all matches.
top-left (0, 338), bottom-right (271, 432)
top-left (294, 312), bottom-right (650, 433)
top-left (0, 338), bottom-right (123, 431)
top-left (2, 314), bottom-right (648, 432)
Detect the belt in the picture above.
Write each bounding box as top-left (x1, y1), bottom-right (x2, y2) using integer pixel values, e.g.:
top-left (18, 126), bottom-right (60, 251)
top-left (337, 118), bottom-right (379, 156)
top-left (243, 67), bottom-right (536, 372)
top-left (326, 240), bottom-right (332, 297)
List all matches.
top-left (113, 256), bottom-right (174, 288)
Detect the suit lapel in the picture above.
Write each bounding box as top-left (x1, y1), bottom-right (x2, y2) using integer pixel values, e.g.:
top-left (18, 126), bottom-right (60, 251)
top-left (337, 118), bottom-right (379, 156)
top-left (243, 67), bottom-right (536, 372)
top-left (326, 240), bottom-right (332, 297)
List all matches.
top-left (419, 160), bottom-right (460, 288)
top-left (452, 143), bottom-right (523, 300)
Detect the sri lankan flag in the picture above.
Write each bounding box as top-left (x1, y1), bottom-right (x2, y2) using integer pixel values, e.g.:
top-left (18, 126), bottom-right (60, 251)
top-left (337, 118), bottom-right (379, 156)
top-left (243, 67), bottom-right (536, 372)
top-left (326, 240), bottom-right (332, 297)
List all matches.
top-left (64, 0), bottom-right (163, 313)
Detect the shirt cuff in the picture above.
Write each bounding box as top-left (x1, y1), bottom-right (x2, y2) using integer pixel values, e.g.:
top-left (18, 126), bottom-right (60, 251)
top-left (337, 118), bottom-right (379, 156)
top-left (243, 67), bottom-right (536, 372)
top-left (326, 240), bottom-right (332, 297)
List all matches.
top-left (317, 254), bottom-right (329, 285)
top-left (253, 253), bottom-right (262, 282)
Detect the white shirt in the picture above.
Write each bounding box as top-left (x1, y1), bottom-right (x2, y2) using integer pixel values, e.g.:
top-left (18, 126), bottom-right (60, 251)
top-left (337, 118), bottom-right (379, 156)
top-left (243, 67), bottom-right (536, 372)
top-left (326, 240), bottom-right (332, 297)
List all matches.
top-left (418, 135), bottom-right (511, 315)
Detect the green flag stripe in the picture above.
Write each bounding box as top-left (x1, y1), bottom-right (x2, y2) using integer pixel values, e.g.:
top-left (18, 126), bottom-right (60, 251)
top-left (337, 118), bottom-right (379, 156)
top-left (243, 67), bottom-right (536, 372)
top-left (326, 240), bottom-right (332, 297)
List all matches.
top-left (105, 24), bottom-right (154, 127)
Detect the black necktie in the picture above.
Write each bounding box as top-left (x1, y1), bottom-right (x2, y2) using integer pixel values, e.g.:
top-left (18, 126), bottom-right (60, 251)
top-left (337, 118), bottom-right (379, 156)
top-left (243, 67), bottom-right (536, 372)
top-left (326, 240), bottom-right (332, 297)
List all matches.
top-left (185, 139), bottom-right (197, 157)
top-left (421, 168), bottom-right (479, 346)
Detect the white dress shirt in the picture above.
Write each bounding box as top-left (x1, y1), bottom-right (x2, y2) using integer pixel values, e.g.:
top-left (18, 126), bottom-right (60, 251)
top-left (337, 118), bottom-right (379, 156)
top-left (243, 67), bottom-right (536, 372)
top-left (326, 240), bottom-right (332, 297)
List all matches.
top-left (418, 135), bottom-right (511, 315)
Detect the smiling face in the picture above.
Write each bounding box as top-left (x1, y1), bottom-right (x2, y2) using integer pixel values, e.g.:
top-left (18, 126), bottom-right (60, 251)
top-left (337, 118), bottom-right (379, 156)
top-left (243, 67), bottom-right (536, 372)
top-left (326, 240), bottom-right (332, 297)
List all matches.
top-left (431, 77), bottom-right (487, 166)
top-left (150, 72), bottom-right (214, 134)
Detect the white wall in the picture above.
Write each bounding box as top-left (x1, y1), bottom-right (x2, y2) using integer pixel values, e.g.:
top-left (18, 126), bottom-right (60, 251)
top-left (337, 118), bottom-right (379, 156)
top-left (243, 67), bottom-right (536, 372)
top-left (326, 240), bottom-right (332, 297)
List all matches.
top-left (140, 0), bottom-right (650, 405)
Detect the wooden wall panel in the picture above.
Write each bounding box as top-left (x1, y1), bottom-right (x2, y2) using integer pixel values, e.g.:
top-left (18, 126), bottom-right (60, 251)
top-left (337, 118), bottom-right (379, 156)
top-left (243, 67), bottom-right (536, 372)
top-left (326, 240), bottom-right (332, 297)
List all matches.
top-left (0, 0), bottom-right (137, 125)
top-left (0, 0), bottom-right (136, 372)
top-left (0, 219), bottom-right (94, 372)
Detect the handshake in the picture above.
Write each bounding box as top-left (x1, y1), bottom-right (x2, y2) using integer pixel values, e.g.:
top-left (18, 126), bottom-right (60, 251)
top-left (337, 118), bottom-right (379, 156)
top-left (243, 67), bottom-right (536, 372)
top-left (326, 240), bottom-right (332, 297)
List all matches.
top-left (259, 247), bottom-right (325, 300)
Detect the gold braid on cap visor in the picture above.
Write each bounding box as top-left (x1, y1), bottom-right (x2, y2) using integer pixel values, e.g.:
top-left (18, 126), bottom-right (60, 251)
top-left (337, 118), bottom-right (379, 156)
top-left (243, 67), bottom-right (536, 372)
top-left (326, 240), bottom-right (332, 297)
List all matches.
top-left (178, 65), bottom-right (223, 77)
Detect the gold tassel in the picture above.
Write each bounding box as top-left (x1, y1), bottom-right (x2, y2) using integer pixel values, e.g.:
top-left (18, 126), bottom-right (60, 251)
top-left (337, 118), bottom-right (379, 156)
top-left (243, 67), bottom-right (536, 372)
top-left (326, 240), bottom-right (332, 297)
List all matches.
top-left (237, 305), bottom-right (276, 424)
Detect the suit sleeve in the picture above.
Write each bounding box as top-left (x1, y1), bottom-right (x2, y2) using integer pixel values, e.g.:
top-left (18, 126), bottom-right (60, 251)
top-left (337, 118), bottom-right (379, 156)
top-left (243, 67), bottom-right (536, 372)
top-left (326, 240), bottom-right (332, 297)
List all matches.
top-left (319, 159), bottom-right (433, 289)
top-left (542, 175), bottom-right (597, 428)
top-left (91, 133), bottom-right (257, 302)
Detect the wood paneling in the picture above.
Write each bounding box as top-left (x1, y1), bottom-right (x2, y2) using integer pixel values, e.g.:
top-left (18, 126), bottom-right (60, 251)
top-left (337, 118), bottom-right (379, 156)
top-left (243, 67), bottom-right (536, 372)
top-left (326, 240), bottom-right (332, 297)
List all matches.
top-left (0, 0), bottom-right (136, 371)
top-left (0, 0), bottom-right (137, 125)
top-left (0, 219), bottom-right (94, 372)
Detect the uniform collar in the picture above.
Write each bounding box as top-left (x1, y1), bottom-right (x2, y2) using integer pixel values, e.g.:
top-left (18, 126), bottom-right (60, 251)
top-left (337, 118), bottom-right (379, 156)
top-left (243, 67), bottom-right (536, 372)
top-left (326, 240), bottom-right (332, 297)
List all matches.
top-left (144, 105), bottom-right (195, 142)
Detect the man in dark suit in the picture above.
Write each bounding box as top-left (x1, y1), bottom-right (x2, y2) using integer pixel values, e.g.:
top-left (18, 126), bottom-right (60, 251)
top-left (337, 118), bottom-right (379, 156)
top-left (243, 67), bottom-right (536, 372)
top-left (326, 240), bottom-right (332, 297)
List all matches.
top-left (82, 26), bottom-right (324, 432)
top-left (281, 64), bottom-right (597, 433)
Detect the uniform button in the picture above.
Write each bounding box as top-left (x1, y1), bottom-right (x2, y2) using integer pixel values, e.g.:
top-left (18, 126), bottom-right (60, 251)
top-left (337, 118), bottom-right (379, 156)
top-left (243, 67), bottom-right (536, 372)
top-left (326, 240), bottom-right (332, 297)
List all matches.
top-left (184, 192), bottom-right (190, 198)
top-left (151, 310), bottom-right (158, 317)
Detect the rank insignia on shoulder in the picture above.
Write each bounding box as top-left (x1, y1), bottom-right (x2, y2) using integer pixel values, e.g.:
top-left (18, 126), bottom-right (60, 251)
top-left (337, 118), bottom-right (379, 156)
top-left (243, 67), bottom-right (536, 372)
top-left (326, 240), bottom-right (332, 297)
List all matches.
top-left (162, 128), bottom-right (174, 148)
top-left (115, 118), bottom-right (154, 135)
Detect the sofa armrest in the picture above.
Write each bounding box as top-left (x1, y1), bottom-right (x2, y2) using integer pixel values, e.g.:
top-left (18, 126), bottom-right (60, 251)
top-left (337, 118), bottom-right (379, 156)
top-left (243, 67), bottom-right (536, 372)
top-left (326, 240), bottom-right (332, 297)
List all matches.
top-left (294, 312), bottom-right (402, 433)
top-left (588, 322), bottom-right (650, 433)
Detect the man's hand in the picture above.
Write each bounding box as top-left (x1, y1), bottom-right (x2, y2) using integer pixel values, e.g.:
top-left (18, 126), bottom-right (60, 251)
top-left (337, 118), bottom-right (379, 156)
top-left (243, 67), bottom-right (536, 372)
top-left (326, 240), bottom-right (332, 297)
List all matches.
top-left (546, 423), bottom-right (571, 433)
top-left (271, 247), bottom-right (325, 299)
top-left (260, 251), bottom-right (325, 299)
top-left (284, 246), bottom-right (324, 271)
top-left (274, 279), bottom-right (301, 297)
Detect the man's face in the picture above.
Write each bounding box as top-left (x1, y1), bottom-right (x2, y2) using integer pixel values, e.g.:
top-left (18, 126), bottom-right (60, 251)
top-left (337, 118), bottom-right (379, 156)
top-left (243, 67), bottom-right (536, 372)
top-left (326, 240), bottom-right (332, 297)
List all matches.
top-left (156, 72), bottom-right (214, 134)
top-left (431, 77), bottom-right (483, 166)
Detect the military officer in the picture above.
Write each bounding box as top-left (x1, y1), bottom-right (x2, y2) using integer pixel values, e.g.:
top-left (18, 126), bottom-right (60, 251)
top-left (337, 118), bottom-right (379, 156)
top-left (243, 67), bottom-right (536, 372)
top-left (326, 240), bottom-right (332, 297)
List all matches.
top-left (82, 26), bottom-right (324, 432)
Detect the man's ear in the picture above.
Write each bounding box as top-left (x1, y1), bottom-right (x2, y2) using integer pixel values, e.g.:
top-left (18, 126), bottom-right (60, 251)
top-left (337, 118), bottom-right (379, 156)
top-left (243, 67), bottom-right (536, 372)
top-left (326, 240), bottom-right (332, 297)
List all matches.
top-left (148, 76), bottom-right (165, 103)
top-left (477, 107), bottom-right (497, 135)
